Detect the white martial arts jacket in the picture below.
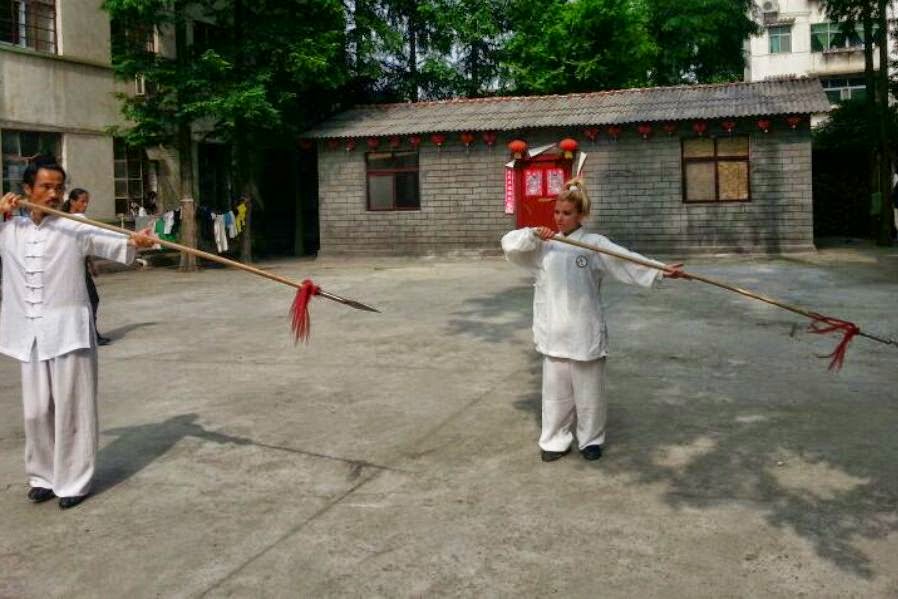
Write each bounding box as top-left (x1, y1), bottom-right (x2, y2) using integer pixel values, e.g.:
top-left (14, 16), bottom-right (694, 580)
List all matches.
top-left (502, 227), bottom-right (665, 361)
top-left (0, 215), bottom-right (135, 362)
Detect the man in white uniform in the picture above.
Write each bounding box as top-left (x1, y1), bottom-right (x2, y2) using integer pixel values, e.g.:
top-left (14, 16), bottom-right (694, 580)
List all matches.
top-left (0, 158), bottom-right (154, 509)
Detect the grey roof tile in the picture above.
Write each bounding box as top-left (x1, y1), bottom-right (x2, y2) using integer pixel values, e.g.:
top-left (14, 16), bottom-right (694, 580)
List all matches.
top-left (303, 78), bottom-right (830, 139)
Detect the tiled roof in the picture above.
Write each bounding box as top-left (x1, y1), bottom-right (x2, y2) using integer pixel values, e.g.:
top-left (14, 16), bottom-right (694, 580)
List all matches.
top-left (303, 78), bottom-right (830, 139)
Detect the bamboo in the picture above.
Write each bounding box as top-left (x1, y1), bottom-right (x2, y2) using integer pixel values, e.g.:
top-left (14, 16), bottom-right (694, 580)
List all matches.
top-left (547, 233), bottom-right (896, 348)
top-left (15, 199), bottom-right (379, 313)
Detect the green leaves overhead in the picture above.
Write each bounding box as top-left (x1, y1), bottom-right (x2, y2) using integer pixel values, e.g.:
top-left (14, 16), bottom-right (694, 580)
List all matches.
top-left (103, 0), bottom-right (346, 148)
top-left (105, 0), bottom-right (760, 141)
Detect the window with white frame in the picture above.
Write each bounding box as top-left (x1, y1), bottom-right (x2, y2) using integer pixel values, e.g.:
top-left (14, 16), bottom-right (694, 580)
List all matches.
top-left (768, 25), bottom-right (792, 54)
top-left (1, 129), bottom-right (61, 193)
top-left (114, 138), bottom-right (147, 215)
top-left (0, 0), bottom-right (57, 53)
top-left (821, 76), bottom-right (867, 104)
top-left (811, 22), bottom-right (865, 52)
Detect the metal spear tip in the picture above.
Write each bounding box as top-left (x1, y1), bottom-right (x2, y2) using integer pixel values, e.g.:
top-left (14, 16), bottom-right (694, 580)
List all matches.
top-left (343, 299), bottom-right (381, 313)
top-left (318, 290), bottom-right (381, 313)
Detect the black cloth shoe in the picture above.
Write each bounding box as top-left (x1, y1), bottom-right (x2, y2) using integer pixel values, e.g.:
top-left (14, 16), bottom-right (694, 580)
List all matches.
top-left (97, 335), bottom-right (111, 346)
top-left (580, 445), bottom-right (603, 461)
top-left (27, 487), bottom-right (55, 503)
top-left (541, 448), bottom-right (571, 462)
top-left (58, 495), bottom-right (88, 510)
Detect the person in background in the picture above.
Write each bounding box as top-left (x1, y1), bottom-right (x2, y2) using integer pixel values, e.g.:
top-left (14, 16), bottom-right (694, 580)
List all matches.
top-left (63, 188), bottom-right (111, 346)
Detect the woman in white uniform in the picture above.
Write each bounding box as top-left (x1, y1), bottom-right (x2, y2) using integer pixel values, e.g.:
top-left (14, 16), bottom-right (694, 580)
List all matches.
top-left (502, 178), bottom-right (686, 462)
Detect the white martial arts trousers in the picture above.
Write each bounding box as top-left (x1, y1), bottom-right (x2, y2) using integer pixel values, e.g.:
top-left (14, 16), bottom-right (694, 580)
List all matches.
top-left (20, 341), bottom-right (98, 497)
top-left (539, 355), bottom-right (606, 452)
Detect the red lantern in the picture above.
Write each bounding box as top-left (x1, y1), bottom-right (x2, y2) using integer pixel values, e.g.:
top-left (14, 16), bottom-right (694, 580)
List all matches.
top-left (584, 127), bottom-right (600, 142)
top-left (785, 115), bottom-right (802, 129)
top-left (636, 123), bottom-right (653, 140)
top-left (507, 139), bottom-right (528, 159)
top-left (460, 132), bottom-right (476, 148)
top-left (409, 135), bottom-right (422, 148)
top-left (327, 139), bottom-right (340, 151)
top-left (721, 120), bottom-right (737, 134)
top-left (757, 118), bottom-right (772, 133)
top-left (345, 139), bottom-right (357, 152)
top-left (430, 133), bottom-right (446, 148)
top-left (663, 122), bottom-right (678, 136)
top-left (692, 121), bottom-right (708, 136)
top-left (389, 136), bottom-right (402, 149)
top-left (607, 125), bottom-right (622, 140)
top-left (482, 131), bottom-right (497, 147)
top-left (558, 138), bottom-right (578, 159)
top-left (298, 139), bottom-right (313, 151)
top-left (367, 137), bottom-right (380, 150)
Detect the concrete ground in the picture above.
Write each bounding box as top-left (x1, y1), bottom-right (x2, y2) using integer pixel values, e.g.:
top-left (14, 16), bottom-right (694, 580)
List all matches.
top-left (1, 242), bottom-right (897, 598)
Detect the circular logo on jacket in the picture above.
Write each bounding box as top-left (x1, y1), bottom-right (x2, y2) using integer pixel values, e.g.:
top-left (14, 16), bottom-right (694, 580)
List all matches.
top-left (575, 255), bottom-right (588, 268)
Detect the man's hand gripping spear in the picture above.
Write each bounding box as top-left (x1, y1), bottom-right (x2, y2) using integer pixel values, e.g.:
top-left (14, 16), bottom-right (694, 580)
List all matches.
top-left (1, 193), bottom-right (379, 343)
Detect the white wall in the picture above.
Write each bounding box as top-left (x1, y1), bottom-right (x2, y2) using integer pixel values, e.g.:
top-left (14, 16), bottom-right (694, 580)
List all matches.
top-left (747, 0), bottom-right (894, 81)
top-left (63, 134), bottom-right (116, 217)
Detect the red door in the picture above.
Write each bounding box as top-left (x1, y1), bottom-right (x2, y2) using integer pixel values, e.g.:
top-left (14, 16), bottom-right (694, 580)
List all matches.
top-left (515, 157), bottom-right (571, 229)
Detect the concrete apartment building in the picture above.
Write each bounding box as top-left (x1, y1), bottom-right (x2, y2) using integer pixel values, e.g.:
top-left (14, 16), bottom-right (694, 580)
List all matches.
top-left (0, 0), bottom-right (179, 219)
top-left (745, 0), bottom-right (895, 121)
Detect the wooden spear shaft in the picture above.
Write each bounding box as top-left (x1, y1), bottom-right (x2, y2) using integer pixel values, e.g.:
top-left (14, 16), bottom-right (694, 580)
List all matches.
top-left (16, 200), bottom-right (378, 312)
top-left (547, 233), bottom-right (896, 347)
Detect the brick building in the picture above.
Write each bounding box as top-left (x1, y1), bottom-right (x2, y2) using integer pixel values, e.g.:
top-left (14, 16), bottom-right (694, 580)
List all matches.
top-left (302, 78), bottom-right (829, 255)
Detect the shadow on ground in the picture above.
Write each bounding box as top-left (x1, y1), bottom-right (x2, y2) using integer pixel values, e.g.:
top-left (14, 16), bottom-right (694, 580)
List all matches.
top-left (101, 321), bottom-right (159, 341)
top-left (94, 414), bottom-right (398, 496)
top-left (450, 280), bottom-right (898, 580)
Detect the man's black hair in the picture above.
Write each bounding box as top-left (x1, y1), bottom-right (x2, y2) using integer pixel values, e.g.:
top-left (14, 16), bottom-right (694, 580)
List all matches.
top-left (22, 155), bottom-right (67, 187)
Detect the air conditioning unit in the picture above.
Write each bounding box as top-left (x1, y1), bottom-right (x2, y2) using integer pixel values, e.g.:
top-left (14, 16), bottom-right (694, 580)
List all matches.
top-left (761, 0), bottom-right (780, 14)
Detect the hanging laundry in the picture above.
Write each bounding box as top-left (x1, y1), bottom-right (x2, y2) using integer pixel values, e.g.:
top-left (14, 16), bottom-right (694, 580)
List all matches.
top-left (162, 211), bottom-right (176, 235)
top-left (235, 203), bottom-right (247, 234)
top-left (212, 213), bottom-right (228, 253)
top-left (224, 210), bottom-right (237, 239)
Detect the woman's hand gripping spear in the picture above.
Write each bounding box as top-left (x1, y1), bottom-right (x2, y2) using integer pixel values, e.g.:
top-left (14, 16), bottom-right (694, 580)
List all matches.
top-left (537, 229), bottom-right (897, 370)
top-left (10, 196), bottom-right (379, 343)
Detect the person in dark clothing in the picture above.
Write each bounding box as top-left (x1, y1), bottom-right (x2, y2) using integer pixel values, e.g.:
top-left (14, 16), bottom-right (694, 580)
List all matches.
top-left (63, 189), bottom-right (110, 346)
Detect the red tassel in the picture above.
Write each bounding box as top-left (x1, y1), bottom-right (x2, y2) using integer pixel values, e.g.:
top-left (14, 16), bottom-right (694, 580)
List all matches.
top-left (290, 279), bottom-right (320, 344)
top-left (807, 314), bottom-right (860, 371)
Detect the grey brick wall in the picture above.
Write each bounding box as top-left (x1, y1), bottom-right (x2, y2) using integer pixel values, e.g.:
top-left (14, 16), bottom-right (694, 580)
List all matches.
top-left (317, 126), bottom-right (814, 255)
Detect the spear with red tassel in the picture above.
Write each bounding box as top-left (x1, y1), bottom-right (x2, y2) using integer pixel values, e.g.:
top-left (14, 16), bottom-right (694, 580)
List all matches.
top-left (17, 199), bottom-right (379, 343)
top-left (545, 233), bottom-right (897, 371)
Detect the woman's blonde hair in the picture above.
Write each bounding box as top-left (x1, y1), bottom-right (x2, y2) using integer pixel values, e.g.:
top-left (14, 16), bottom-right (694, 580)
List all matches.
top-left (556, 176), bottom-right (590, 216)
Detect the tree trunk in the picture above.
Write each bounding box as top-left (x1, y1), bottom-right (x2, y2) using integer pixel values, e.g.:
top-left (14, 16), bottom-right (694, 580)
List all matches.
top-left (862, 5), bottom-right (879, 240)
top-left (175, 17), bottom-right (197, 271)
top-left (233, 0), bottom-right (255, 262)
top-left (876, 0), bottom-right (892, 245)
top-left (408, 16), bottom-right (418, 101)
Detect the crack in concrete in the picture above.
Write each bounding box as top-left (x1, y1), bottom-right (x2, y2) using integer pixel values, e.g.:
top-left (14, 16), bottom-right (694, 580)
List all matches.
top-left (195, 367), bottom-right (519, 595)
top-left (197, 468), bottom-right (383, 597)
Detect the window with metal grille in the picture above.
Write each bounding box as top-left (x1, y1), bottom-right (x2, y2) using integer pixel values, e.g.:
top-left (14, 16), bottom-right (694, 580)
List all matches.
top-left (110, 18), bottom-right (156, 54)
top-left (682, 137), bottom-right (750, 203)
top-left (366, 151), bottom-right (420, 211)
top-left (768, 25), bottom-right (792, 54)
top-left (0, 0), bottom-right (57, 54)
top-left (1, 129), bottom-right (61, 193)
top-left (114, 138), bottom-right (146, 215)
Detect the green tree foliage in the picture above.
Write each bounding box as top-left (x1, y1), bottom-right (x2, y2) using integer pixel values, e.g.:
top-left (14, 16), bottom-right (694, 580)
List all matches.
top-left (646, 0), bottom-right (758, 84)
top-left (502, 0), bottom-right (656, 94)
top-left (104, 0), bottom-right (345, 149)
